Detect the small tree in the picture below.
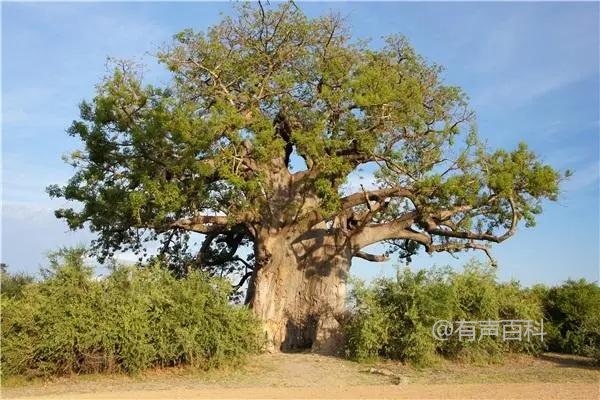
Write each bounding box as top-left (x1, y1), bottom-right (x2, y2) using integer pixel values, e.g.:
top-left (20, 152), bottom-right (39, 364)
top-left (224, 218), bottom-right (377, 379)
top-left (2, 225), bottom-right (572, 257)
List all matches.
top-left (49, 3), bottom-right (563, 352)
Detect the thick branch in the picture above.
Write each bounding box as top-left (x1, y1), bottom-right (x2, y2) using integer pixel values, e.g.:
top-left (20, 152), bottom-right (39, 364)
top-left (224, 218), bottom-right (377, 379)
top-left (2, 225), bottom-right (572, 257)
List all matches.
top-left (350, 194), bottom-right (518, 270)
top-left (341, 186), bottom-right (413, 210)
top-left (198, 228), bottom-right (247, 266)
top-left (427, 241), bottom-right (497, 267)
top-left (274, 111), bottom-right (294, 167)
top-left (424, 197), bottom-right (517, 244)
top-left (354, 251), bottom-right (389, 262)
top-left (233, 270), bottom-right (253, 289)
top-left (170, 215), bottom-right (230, 233)
top-left (352, 211), bottom-right (422, 249)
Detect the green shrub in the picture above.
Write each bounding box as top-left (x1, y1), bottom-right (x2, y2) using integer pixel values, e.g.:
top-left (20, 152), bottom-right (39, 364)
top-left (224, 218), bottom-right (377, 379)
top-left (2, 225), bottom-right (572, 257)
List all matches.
top-left (0, 248), bottom-right (263, 377)
top-left (541, 279), bottom-right (600, 363)
top-left (345, 261), bottom-right (545, 365)
top-left (344, 279), bottom-right (390, 362)
top-left (0, 263), bottom-right (34, 299)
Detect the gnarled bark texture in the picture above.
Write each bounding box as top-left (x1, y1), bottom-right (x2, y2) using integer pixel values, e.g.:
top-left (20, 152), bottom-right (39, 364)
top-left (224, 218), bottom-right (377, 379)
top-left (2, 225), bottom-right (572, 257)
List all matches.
top-left (247, 226), bottom-right (351, 353)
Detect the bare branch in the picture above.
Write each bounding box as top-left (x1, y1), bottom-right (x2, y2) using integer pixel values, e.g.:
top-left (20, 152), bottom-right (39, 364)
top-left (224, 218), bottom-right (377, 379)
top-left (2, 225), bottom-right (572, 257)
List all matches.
top-left (233, 270), bottom-right (254, 290)
top-left (425, 197), bottom-right (517, 244)
top-left (341, 186), bottom-right (413, 210)
top-left (354, 251), bottom-right (389, 262)
top-left (426, 241), bottom-right (497, 267)
top-left (170, 215), bottom-right (230, 233)
top-left (360, 184), bottom-right (374, 212)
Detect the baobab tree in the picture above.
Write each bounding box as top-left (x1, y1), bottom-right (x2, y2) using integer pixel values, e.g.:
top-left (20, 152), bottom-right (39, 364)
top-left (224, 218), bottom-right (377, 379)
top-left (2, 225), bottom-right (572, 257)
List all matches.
top-left (49, 3), bottom-right (562, 353)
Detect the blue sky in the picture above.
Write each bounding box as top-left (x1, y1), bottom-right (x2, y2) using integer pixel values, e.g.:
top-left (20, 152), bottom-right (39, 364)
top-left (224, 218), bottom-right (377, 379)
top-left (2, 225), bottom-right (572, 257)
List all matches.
top-left (1, 1), bottom-right (598, 286)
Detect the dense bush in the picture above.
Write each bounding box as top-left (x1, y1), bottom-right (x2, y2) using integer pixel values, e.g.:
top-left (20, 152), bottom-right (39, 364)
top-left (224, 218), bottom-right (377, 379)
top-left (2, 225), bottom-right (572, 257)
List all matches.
top-left (345, 261), bottom-right (546, 365)
top-left (0, 249), bottom-right (263, 377)
top-left (538, 280), bottom-right (600, 363)
top-left (0, 263), bottom-right (34, 299)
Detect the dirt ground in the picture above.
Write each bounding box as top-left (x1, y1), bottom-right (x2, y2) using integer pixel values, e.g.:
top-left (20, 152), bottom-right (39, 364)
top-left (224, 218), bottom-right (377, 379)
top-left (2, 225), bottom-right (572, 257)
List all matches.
top-left (2, 353), bottom-right (599, 399)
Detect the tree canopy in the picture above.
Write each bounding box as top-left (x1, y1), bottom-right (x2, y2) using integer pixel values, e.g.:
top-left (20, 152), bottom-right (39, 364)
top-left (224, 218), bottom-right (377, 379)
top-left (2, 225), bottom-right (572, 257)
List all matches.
top-left (49, 2), bottom-right (563, 284)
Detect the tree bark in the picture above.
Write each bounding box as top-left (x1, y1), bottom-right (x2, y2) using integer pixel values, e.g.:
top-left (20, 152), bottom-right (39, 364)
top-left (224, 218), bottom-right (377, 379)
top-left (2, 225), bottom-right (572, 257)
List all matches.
top-left (247, 225), bottom-right (351, 354)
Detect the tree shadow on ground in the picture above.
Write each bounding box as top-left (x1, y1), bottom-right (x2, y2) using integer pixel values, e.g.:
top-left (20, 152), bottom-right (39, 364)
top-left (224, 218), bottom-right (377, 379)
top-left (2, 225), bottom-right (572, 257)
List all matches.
top-left (538, 353), bottom-right (599, 371)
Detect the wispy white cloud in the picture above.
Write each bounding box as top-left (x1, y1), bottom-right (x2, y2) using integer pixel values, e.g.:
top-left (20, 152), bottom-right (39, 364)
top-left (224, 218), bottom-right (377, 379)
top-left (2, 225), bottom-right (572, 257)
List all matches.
top-left (467, 6), bottom-right (598, 108)
top-left (473, 70), bottom-right (589, 109)
top-left (563, 162), bottom-right (599, 192)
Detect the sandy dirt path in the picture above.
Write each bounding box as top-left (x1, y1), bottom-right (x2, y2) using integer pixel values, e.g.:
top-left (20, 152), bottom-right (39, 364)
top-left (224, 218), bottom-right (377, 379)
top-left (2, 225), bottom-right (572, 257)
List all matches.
top-left (3, 353), bottom-right (599, 399)
top-left (6, 383), bottom-right (599, 399)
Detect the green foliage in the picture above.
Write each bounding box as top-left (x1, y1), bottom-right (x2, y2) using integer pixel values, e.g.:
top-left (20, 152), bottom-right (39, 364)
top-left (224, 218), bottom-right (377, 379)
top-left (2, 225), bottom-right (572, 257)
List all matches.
top-left (540, 280), bottom-right (600, 363)
top-left (344, 279), bottom-right (390, 363)
top-left (48, 2), bottom-right (562, 280)
top-left (0, 263), bottom-right (34, 299)
top-left (345, 261), bottom-right (545, 365)
top-left (0, 249), bottom-right (263, 377)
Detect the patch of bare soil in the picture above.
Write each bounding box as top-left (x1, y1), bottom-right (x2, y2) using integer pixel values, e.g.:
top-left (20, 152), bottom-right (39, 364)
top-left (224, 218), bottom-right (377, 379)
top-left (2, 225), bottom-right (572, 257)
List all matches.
top-left (2, 353), bottom-right (598, 399)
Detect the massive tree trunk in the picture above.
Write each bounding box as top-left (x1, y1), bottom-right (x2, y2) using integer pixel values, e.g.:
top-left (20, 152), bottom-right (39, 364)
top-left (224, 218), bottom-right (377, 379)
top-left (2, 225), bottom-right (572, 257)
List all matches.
top-left (246, 225), bottom-right (352, 354)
